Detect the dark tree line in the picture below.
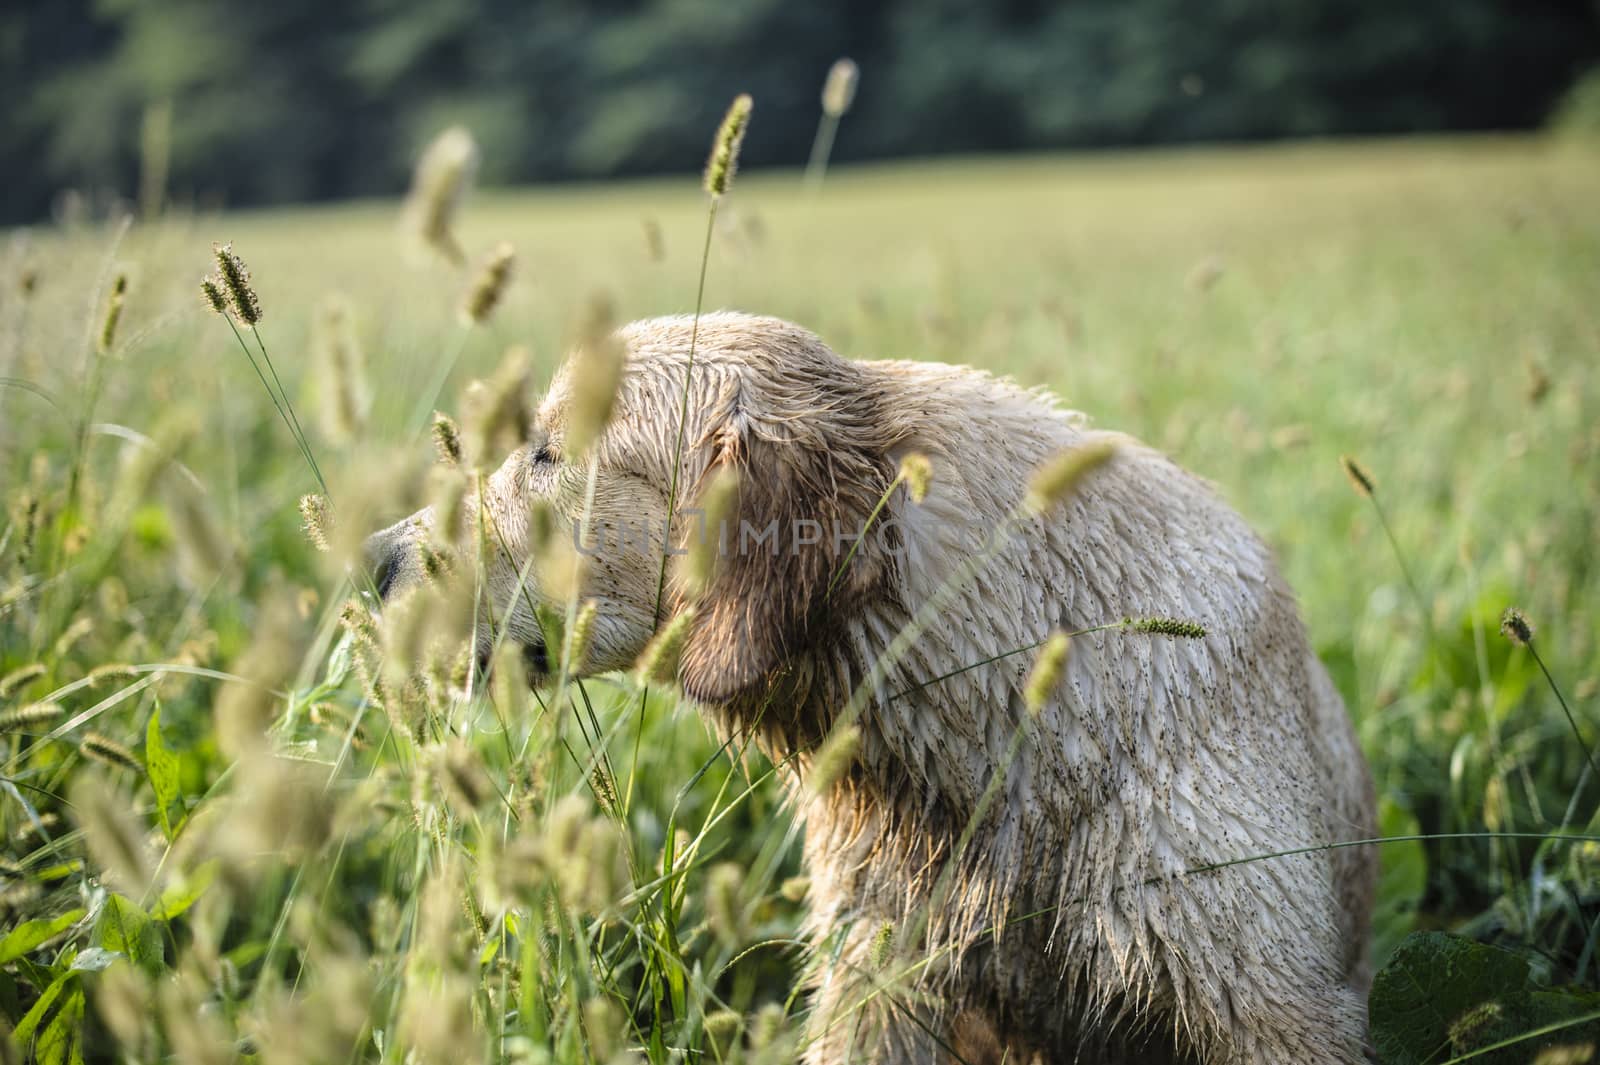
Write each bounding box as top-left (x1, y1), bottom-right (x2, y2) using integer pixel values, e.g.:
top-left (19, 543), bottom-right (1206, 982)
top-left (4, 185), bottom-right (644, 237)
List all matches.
top-left (2, 0), bottom-right (1597, 223)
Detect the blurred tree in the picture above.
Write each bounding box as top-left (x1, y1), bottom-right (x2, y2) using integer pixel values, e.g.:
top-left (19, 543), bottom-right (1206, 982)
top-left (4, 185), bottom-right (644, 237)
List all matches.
top-left (1, 0), bottom-right (1595, 223)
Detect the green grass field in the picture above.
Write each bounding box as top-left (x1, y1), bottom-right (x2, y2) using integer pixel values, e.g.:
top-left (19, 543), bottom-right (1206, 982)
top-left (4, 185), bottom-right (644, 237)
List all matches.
top-left (3, 135), bottom-right (1600, 1063)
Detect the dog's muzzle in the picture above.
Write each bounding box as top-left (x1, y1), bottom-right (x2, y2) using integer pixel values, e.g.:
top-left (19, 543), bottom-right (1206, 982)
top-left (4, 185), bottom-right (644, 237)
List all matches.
top-left (362, 524), bottom-right (548, 688)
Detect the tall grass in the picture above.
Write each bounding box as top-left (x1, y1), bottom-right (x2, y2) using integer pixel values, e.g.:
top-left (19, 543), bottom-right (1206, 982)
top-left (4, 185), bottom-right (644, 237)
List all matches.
top-left (0, 135), bottom-right (1597, 1062)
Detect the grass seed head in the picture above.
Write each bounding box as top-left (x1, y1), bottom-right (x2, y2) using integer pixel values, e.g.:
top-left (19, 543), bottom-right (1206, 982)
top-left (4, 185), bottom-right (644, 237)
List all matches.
top-left (1023, 631), bottom-right (1071, 714)
top-left (211, 242), bottom-right (262, 326)
top-left (541, 794), bottom-right (626, 911)
top-left (403, 125), bottom-right (479, 267)
top-left (1500, 606), bottom-right (1535, 646)
top-left (158, 973), bottom-right (233, 1065)
top-left (315, 297), bottom-right (369, 442)
top-left (98, 272), bottom-right (127, 354)
top-left (215, 598), bottom-right (297, 758)
top-left (487, 642), bottom-right (529, 722)
top-left (1186, 254), bottom-right (1226, 293)
top-left (707, 862), bottom-right (749, 946)
top-left (898, 451), bottom-right (933, 504)
top-left (1122, 616), bottom-right (1208, 639)
top-left (566, 598), bottom-right (598, 674)
top-left (226, 753), bottom-right (335, 866)
top-left (339, 598), bottom-right (379, 648)
top-left (634, 609), bottom-right (695, 686)
top-left (642, 216), bottom-right (665, 261)
top-left (53, 616), bottom-right (94, 660)
top-left (426, 465), bottom-right (469, 546)
top-left (381, 587), bottom-right (436, 689)
top-left (433, 741), bottom-right (495, 817)
top-left (459, 241), bottom-right (515, 326)
top-left (87, 663), bottom-right (139, 687)
top-left (704, 1009), bottom-right (742, 1051)
top-left (167, 478), bottom-right (233, 587)
top-left (460, 347), bottom-right (532, 468)
top-left (750, 1003), bottom-right (789, 1051)
top-left (418, 541), bottom-right (454, 582)
top-left (566, 294), bottom-right (627, 455)
top-left (1339, 454), bottom-right (1375, 498)
top-left (199, 275), bottom-right (227, 315)
top-left (588, 765), bottom-right (618, 817)
top-left (81, 732), bottom-right (142, 772)
top-left (0, 663), bottom-right (45, 697)
top-left (298, 493), bottom-right (332, 551)
top-left (0, 701), bottom-right (62, 732)
top-left (822, 58), bottom-right (859, 117)
top-left (581, 999), bottom-right (624, 1062)
top-left (398, 975), bottom-right (481, 1065)
top-left (1448, 1001), bottom-right (1504, 1052)
top-left (868, 920), bottom-right (895, 969)
top-left (431, 410), bottom-right (462, 465)
top-left (1025, 440), bottom-right (1117, 514)
top-left (531, 500), bottom-right (587, 605)
top-left (808, 723), bottom-right (860, 794)
top-left (10, 492), bottom-right (39, 567)
top-left (72, 774), bottom-right (153, 893)
top-left (683, 465), bottom-right (739, 596)
top-left (704, 94), bottom-right (753, 199)
top-left (98, 575), bottom-right (129, 617)
top-left (94, 962), bottom-right (154, 1050)
top-left (1525, 356), bottom-right (1551, 405)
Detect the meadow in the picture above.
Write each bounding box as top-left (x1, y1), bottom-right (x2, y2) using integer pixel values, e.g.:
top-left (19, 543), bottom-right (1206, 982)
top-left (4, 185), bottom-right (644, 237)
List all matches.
top-left (2, 134), bottom-right (1599, 1063)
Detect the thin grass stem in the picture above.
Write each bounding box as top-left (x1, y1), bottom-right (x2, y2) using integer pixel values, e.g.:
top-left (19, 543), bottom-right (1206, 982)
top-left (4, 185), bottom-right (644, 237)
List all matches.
top-left (804, 114), bottom-right (840, 193)
top-left (222, 316), bottom-right (323, 496)
top-left (409, 328), bottom-right (472, 437)
top-left (250, 328), bottom-right (328, 497)
top-left (1529, 640), bottom-right (1600, 828)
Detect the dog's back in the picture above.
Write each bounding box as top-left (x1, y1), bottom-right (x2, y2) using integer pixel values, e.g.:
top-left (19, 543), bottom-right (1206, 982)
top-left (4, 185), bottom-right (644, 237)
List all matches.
top-left (789, 353), bottom-right (1378, 1062)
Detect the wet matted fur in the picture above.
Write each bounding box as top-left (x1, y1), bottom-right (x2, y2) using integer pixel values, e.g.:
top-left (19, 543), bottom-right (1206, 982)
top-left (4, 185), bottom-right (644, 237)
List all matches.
top-left (367, 312), bottom-right (1378, 1064)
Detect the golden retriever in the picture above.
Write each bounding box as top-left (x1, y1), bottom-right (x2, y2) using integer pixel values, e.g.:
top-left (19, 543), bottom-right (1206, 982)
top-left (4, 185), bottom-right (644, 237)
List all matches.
top-left (366, 312), bottom-right (1376, 1064)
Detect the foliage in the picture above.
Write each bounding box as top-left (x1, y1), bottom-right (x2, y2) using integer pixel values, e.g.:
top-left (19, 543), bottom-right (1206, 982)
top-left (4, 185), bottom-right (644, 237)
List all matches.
top-left (1, 136), bottom-right (1599, 1060)
top-left (1370, 932), bottom-right (1600, 1064)
top-left (2, 1), bottom-right (1599, 223)
top-left (1551, 67), bottom-right (1600, 139)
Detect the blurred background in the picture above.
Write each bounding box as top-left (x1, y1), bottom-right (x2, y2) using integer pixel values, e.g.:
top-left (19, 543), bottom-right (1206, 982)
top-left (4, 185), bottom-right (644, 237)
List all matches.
top-left (5, 0), bottom-right (1600, 224)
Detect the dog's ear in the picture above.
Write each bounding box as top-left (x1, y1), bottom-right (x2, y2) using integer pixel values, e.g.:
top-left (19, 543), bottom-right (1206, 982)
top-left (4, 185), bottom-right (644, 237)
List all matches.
top-left (676, 378), bottom-right (895, 705)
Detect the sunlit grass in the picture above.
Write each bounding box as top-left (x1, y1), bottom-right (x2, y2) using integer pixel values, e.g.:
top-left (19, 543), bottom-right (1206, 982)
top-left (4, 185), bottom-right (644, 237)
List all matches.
top-left (1, 134), bottom-right (1598, 1061)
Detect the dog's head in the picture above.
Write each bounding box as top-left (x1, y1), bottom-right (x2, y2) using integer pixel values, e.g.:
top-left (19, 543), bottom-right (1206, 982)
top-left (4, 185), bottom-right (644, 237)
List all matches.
top-left (365, 312), bottom-right (910, 712)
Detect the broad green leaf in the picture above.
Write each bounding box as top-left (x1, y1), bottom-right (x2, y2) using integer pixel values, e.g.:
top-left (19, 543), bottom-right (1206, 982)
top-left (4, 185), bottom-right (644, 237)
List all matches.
top-left (68, 948), bottom-right (120, 973)
top-left (667, 956), bottom-right (686, 1019)
top-left (96, 895), bottom-right (162, 976)
top-left (0, 909), bottom-right (85, 964)
top-left (225, 940), bottom-right (268, 971)
top-left (152, 860), bottom-right (217, 921)
top-left (30, 861), bottom-right (83, 882)
top-left (1371, 931), bottom-right (1600, 1064)
top-left (12, 955), bottom-right (57, 996)
top-left (324, 630), bottom-right (354, 687)
top-left (12, 972), bottom-right (71, 1045)
top-left (33, 981), bottom-right (84, 1065)
top-left (145, 703), bottom-right (181, 840)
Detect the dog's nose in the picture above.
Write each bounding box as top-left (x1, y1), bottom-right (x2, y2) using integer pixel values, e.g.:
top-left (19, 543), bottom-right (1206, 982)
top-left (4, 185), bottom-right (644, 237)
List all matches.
top-left (362, 525), bottom-right (408, 601)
